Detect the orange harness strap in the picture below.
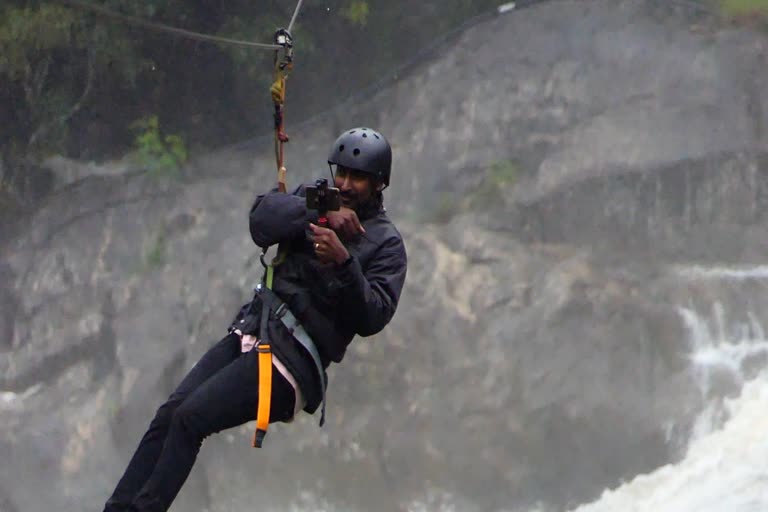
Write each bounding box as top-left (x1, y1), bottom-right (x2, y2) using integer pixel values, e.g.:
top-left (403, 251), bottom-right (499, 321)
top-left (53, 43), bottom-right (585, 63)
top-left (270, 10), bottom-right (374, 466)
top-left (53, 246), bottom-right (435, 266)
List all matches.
top-left (255, 29), bottom-right (292, 447)
top-left (253, 254), bottom-right (279, 448)
top-left (253, 342), bottom-right (272, 448)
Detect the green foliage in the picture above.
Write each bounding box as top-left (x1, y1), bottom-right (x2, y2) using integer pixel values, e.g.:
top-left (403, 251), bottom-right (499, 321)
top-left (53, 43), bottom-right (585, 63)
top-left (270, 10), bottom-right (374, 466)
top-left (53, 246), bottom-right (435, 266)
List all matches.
top-left (143, 231), bottom-right (167, 270)
top-left (424, 160), bottom-right (522, 224)
top-left (430, 192), bottom-right (460, 224)
top-left (341, 1), bottom-right (370, 26)
top-left (89, 22), bottom-right (145, 87)
top-left (0, 5), bottom-right (78, 80)
top-left (469, 159), bottom-right (521, 209)
top-left (719, 0), bottom-right (768, 29)
top-left (0, 0), bottom-right (505, 166)
top-left (131, 115), bottom-right (188, 177)
top-left (487, 160), bottom-right (521, 186)
top-left (0, 180), bottom-right (19, 212)
top-left (0, 4), bottom-right (83, 154)
top-left (218, 14), bottom-right (282, 82)
top-left (720, 0), bottom-right (768, 16)
top-left (0, 3), bottom-right (144, 155)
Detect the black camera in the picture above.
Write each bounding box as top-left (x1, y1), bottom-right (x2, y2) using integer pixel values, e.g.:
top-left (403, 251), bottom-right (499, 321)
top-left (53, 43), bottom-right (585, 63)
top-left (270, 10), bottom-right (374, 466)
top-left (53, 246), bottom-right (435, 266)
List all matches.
top-left (305, 179), bottom-right (341, 220)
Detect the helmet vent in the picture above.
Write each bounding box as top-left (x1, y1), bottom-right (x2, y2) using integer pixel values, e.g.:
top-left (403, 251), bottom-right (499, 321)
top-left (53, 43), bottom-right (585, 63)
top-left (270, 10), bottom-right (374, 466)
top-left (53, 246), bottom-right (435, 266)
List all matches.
top-left (339, 144), bottom-right (345, 152)
top-left (349, 130), bottom-right (356, 134)
top-left (353, 148), bottom-right (361, 156)
top-left (374, 134), bottom-right (380, 139)
top-left (362, 133), bottom-right (368, 138)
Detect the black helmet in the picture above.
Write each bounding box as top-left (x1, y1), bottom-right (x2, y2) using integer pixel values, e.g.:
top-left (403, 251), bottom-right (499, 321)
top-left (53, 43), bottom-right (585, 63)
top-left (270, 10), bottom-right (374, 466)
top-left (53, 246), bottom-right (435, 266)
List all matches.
top-left (327, 127), bottom-right (392, 187)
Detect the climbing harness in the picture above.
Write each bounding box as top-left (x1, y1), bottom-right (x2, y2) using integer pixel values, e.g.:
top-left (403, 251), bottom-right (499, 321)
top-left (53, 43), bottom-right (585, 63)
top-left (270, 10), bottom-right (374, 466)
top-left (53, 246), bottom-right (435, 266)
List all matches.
top-left (252, 27), bottom-right (294, 447)
top-left (249, 282), bottom-right (327, 448)
top-left (253, 5), bottom-right (333, 446)
top-left (253, 285), bottom-right (273, 448)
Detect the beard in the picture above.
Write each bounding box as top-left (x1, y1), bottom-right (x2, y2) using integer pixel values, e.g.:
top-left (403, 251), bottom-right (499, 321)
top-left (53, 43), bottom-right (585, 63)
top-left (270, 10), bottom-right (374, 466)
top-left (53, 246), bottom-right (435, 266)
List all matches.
top-left (340, 189), bottom-right (357, 208)
top-left (342, 190), bottom-right (382, 220)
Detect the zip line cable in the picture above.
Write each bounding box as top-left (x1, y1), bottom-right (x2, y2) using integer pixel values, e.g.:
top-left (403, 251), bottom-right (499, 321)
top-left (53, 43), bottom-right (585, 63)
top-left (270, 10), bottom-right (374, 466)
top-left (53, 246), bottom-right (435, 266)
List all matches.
top-left (56, 0), bottom-right (724, 156)
top-left (56, 0), bottom-right (718, 66)
top-left (60, 0), bottom-right (283, 50)
top-left (230, 0), bottom-right (564, 152)
top-left (231, 0), bottom-right (726, 152)
top-left (287, 0), bottom-right (305, 33)
top-left (59, 0), bottom-right (306, 188)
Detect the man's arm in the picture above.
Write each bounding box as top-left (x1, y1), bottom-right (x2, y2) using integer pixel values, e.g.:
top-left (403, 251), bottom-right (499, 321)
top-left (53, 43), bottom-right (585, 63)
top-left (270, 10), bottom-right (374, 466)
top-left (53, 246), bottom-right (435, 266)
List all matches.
top-left (335, 234), bottom-right (407, 336)
top-left (249, 184), bottom-right (318, 248)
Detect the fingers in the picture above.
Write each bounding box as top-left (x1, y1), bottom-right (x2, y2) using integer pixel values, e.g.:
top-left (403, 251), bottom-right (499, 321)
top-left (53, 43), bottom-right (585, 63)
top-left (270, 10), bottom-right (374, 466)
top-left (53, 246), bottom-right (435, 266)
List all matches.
top-left (310, 223), bottom-right (336, 247)
top-left (310, 223), bottom-right (349, 265)
top-left (312, 236), bottom-right (325, 257)
top-left (353, 215), bottom-right (366, 234)
top-left (341, 208), bottom-right (365, 234)
top-left (310, 223), bottom-right (332, 237)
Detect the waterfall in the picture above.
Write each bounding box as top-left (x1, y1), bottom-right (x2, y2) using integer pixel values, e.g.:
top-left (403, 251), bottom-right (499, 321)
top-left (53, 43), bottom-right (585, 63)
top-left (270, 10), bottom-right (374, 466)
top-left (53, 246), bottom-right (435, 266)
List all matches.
top-left (567, 265), bottom-right (768, 512)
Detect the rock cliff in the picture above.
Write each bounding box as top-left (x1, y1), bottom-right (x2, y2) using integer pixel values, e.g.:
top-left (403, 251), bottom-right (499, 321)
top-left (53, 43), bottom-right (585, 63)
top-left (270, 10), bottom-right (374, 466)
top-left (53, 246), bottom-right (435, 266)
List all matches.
top-left (2, 1), bottom-right (767, 510)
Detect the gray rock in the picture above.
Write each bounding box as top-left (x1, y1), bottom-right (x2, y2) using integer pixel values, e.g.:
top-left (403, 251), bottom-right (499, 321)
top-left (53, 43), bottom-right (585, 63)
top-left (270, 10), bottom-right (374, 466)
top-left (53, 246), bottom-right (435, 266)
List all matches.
top-left (2, 1), bottom-right (767, 511)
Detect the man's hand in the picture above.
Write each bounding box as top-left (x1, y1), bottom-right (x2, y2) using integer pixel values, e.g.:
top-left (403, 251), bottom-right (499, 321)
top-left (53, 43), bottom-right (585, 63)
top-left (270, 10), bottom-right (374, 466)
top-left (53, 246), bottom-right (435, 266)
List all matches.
top-left (310, 223), bottom-right (350, 266)
top-left (326, 207), bottom-right (365, 240)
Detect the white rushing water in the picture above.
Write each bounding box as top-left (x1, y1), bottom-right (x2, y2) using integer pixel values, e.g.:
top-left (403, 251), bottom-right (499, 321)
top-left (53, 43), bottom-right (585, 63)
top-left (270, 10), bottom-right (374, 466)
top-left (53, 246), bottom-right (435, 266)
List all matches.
top-left (276, 265), bottom-right (768, 512)
top-left (568, 265), bottom-right (768, 512)
top-left (568, 376), bottom-right (768, 512)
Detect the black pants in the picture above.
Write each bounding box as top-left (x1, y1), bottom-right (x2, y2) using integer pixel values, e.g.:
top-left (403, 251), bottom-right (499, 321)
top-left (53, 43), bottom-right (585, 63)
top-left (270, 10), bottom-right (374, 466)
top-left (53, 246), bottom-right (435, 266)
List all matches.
top-left (103, 333), bottom-right (296, 512)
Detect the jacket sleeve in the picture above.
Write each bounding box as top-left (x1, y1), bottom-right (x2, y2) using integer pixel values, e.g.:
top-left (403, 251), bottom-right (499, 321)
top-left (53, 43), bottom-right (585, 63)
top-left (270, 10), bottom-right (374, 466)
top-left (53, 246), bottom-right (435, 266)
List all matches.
top-left (335, 233), bottom-right (407, 336)
top-left (249, 184), bottom-right (319, 248)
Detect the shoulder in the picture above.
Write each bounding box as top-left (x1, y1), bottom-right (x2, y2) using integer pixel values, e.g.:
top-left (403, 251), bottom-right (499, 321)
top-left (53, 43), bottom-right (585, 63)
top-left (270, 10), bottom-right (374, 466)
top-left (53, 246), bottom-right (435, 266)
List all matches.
top-left (362, 212), bottom-right (406, 262)
top-left (364, 212), bottom-right (403, 242)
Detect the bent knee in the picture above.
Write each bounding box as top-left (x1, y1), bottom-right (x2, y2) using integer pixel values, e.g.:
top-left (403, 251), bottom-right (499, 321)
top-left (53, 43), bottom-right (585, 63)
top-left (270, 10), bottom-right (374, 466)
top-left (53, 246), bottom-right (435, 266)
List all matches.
top-left (171, 401), bottom-right (213, 439)
top-left (149, 399), bottom-right (182, 430)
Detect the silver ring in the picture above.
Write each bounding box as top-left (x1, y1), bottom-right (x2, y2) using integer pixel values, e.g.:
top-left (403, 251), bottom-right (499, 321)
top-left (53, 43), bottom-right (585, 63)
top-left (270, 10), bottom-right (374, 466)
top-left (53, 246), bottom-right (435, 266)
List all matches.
top-left (315, 243), bottom-right (320, 249)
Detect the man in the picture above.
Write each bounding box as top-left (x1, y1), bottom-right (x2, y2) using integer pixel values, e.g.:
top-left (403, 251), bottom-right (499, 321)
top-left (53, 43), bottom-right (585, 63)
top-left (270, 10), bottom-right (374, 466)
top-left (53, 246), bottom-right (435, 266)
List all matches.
top-left (103, 127), bottom-right (407, 512)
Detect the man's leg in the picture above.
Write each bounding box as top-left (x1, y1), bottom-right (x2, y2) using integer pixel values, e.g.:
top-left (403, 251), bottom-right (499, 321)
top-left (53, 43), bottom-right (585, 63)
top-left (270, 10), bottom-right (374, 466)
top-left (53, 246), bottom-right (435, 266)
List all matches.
top-left (130, 347), bottom-right (296, 512)
top-left (104, 333), bottom-right (241, 512)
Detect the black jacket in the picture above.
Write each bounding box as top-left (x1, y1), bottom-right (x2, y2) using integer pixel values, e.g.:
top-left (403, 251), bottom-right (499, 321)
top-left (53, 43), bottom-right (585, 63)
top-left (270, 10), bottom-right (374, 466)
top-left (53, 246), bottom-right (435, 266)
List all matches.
top-left (235, 183), bottom-right (407, 413)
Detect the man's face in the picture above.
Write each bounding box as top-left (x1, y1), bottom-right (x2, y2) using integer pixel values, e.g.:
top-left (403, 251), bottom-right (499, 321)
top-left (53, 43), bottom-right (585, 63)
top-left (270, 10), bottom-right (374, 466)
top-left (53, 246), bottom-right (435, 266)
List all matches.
top-left (334, 166), bottom-right (377, 210)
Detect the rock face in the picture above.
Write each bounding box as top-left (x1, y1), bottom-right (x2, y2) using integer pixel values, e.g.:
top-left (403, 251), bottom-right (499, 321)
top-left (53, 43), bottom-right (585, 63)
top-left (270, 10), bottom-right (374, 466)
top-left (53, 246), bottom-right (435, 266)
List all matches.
top-left (2, 1), bottom-right (768, 511)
